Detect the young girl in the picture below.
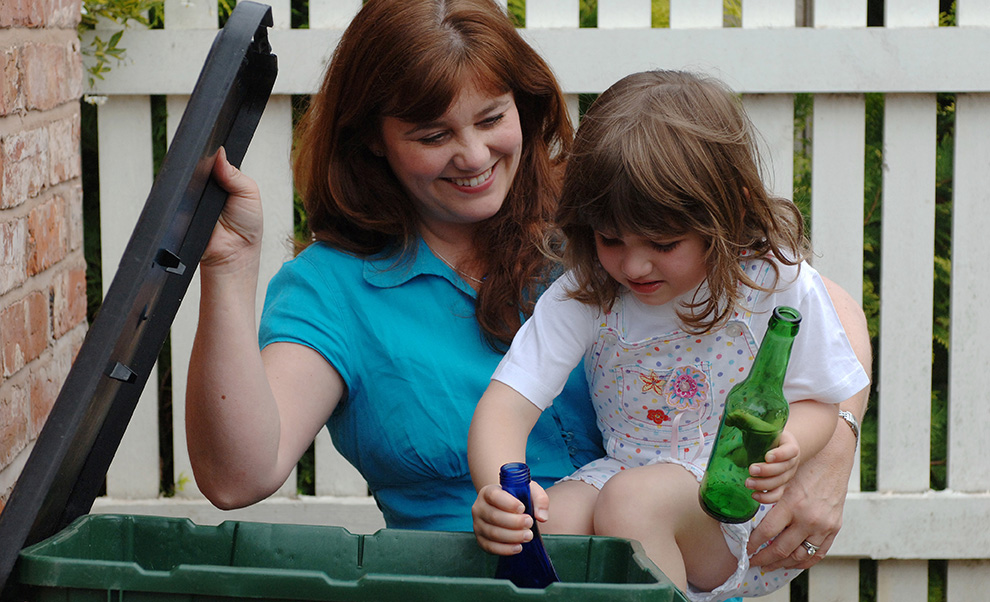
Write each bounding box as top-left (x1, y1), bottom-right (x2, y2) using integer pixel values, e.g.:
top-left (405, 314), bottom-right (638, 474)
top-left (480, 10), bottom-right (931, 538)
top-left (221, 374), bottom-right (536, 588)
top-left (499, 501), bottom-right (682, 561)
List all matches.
top-left (468, 70), bottom-right (870, 601)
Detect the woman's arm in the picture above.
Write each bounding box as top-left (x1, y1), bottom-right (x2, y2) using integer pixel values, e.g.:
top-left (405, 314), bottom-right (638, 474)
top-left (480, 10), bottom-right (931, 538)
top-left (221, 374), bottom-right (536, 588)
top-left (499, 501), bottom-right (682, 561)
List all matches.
top-left (186, 150), bottom-right (344, 509)
top-left (747, 275), bottom-right (872, 570)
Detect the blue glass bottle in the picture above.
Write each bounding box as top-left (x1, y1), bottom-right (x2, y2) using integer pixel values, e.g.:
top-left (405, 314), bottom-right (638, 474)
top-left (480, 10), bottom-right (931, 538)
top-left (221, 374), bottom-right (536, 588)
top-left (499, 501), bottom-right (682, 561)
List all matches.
top-left (493, 462), bottom-right (560, 588)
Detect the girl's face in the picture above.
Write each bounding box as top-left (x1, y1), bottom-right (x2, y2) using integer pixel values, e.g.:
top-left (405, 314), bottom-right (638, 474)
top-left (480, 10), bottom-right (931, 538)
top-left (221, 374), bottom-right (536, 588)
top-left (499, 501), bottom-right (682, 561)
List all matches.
top-left (377, 81), bottom-right (523, 239)
top-left (594, 230), bottom-right (708, 306)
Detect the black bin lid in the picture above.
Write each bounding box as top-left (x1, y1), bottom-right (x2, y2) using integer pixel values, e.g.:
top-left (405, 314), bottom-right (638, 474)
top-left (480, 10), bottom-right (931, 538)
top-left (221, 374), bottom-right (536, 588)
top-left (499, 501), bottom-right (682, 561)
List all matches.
top-left (0, 2), bottom-right (277, 596)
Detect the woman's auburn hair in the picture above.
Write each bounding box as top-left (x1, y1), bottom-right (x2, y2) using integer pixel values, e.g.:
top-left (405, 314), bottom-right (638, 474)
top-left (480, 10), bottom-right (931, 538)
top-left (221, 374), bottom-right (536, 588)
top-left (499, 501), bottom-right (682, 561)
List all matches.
top-left (292, 0), bottom-right (573, 349)
top-left (555, 70), bottom-right (811, 334)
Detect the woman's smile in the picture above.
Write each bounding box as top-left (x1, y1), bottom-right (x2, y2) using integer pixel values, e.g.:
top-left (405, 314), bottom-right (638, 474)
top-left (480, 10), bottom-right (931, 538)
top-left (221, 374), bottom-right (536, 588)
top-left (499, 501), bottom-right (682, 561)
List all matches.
top-left (446, 164), bottom-right (495, 189)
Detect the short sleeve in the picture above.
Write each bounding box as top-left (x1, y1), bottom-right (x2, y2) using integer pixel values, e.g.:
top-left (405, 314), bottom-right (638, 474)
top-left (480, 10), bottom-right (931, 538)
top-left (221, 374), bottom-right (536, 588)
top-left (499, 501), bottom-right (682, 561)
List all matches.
top-left (259, 251), bottom-right (355, 385)
top-left (493, 273), bottom-right (600, 410)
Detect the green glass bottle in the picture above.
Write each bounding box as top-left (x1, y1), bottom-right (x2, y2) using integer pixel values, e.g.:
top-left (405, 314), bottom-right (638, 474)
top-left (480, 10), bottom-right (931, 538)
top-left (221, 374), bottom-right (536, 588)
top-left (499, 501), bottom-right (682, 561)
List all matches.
top-left (699, 306), bottom-right (801, 523)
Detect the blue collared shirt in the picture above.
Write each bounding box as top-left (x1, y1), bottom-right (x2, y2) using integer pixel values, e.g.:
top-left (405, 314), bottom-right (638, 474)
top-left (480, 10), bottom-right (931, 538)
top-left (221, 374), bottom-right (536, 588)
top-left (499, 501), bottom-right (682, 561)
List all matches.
top-left (259, 240), bottom-right (602, 531)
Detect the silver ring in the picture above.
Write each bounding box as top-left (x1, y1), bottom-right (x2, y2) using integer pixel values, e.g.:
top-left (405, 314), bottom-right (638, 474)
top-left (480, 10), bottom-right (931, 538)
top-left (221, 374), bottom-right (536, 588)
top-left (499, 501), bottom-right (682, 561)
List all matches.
top-left (801, 540), bottom-right (819, 556)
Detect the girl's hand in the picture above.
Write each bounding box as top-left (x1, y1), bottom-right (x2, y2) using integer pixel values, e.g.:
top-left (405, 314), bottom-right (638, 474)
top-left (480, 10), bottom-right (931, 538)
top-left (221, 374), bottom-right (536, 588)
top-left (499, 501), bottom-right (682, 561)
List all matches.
top-left (746, 430), bottom-right (800, 505)
top-left (203, 147), bottom-right (264, 270)
top-left (471, 481), bottom-right (549, 556)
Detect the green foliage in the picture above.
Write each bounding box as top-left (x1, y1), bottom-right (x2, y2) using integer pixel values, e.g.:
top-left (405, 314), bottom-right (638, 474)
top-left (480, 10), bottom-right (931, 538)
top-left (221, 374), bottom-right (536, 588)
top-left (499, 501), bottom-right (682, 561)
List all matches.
top-left (79, 0), bottom-right (163, 86)
top-left (940, 2), bottom-right (956, 26)
top-left (297, 443), bottom-right (316, 495)
top-left (652, 0), bottom-right (669, 28)
top-left (579, 0), bottom-right (595, 28)
top-left (507, 0), bottom-right (524, 27)
top-left (723, 0), bottom-right (741, 27)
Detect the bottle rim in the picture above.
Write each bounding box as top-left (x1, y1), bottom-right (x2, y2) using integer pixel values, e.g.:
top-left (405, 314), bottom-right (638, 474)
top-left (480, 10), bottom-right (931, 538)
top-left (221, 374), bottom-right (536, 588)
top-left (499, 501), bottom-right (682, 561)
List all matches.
top-left (499, 462), bottom-right (531, 487)
top-left (773, 306), bottom-right (802, 325)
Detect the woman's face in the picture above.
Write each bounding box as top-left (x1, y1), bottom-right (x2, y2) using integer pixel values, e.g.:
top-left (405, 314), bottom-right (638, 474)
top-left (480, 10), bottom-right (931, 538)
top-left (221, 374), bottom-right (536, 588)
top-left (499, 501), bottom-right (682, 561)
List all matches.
top-left (377, 81), bottom-right (523, 239)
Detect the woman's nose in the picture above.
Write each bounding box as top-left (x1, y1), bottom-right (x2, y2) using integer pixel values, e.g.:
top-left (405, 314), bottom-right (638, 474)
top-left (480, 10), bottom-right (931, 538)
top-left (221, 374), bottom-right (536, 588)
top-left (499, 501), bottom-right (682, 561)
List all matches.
top-left (452, 133), bottom-right (490, 172)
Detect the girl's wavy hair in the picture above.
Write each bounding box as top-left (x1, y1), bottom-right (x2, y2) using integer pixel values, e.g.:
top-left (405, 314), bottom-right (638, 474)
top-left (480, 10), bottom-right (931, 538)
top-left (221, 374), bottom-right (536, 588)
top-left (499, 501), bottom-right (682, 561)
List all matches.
top-left (556, 70), bottom-right (810, 334)
top-left (293, 0), bottom-right (573, 349)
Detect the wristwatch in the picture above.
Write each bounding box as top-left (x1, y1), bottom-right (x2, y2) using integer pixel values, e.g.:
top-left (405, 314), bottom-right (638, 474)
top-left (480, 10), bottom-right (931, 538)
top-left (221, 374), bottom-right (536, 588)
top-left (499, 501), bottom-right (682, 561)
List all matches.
top-left (838, 410), bottom-right (860, 445)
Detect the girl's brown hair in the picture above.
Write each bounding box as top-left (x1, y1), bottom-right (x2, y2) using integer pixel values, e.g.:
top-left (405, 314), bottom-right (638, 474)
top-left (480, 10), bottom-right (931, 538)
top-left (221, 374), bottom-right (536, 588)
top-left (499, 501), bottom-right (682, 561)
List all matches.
top-left (293, 0), bottom-right (573, 348)
top-left (556, 70), bottom-right (810, 334)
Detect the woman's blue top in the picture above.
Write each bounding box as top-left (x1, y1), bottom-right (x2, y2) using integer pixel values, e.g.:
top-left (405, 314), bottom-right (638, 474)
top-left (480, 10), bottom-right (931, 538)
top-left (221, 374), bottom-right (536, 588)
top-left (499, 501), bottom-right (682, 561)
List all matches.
top-left (259, 240), bottom-right (603, 532)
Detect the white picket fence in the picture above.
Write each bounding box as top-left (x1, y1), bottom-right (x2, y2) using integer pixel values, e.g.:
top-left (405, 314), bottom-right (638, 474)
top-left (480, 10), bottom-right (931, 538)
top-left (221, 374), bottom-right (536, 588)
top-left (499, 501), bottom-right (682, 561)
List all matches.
top-left (82, 1), bottom-right (990, 600)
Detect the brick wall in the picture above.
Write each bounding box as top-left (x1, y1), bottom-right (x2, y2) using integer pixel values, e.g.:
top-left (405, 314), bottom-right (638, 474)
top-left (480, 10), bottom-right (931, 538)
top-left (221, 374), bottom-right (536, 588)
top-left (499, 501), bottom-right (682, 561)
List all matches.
top-left (0, 0), bottom-right (86, 512)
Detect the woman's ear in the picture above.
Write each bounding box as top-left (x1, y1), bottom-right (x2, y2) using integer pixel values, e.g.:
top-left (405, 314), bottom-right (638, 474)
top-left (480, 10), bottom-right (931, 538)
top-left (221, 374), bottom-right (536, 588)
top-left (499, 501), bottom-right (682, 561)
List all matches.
top-left (369, 144), bottom-right (384, 157)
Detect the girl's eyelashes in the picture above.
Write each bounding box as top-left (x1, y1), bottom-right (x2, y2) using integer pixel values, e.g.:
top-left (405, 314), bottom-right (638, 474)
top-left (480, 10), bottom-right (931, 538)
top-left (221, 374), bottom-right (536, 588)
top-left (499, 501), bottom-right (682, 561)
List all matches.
top-left (594, 231), bottom-right (682, 253)
top-left (594, 232), bottom-right (623, 247)
top-left (652, 240), bottom-right (681, 253)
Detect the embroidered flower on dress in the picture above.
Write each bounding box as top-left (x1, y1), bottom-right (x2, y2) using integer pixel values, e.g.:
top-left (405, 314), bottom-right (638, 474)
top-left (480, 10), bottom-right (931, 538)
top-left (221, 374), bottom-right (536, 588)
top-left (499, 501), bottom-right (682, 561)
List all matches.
top-left (662, 365), bottom-right (709, 410)
top-left (647, 409), bottom-right (671, 425)
top-left (641, 370), bottom-right (666, 395)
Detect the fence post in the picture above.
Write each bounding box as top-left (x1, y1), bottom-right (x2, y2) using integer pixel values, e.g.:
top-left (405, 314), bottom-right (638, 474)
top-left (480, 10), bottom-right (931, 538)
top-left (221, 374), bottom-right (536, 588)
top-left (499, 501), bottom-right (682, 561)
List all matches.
top-left (100, 92), bottom-right (159, 499)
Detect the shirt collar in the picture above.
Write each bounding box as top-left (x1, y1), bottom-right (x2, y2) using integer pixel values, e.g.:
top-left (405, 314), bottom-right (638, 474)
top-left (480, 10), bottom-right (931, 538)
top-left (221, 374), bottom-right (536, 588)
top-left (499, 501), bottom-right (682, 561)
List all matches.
top-left (363, 237), bottom-right (478, 298)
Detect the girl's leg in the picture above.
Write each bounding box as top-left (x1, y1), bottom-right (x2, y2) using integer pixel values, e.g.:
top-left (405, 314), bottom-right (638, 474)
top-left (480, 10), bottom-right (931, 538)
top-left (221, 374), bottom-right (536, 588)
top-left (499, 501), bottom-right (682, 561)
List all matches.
top-left (543, 479), bottom-right (599, 535)
top-left (593, 464), bottom-right (737, 592)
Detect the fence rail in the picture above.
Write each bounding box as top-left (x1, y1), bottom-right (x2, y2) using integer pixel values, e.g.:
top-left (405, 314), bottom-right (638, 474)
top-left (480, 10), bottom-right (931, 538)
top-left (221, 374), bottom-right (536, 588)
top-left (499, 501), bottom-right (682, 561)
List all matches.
top-left (83, 1), bottom-right (990, 600)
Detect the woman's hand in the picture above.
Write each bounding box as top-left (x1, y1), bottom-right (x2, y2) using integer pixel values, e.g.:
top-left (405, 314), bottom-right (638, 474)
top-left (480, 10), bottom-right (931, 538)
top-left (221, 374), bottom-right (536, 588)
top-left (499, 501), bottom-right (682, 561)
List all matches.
top-left (472, 481), bottom-right (549, 556)
top-left (747, 430), bottom-right (800, 505)
top-left (203, 147), bottom-right (265, 270)
top-left (747, 275), bottom-right (873, 571)
top-left (747, 420), bottom-right (856, 570)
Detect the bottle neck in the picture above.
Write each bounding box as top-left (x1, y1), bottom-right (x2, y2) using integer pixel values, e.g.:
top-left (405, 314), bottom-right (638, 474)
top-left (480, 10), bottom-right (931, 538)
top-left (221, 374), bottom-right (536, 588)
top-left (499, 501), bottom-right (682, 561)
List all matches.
top-left (499, 462), bottom-right (531, 489)
top-left (747, 308), bottom-right (800, 385)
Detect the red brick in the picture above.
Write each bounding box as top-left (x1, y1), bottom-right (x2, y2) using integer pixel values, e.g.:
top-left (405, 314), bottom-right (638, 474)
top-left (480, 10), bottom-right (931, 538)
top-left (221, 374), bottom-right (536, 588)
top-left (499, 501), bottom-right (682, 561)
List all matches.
top-left (29, 350), bottom-right (69, 438)
top-left (53, 264), bottom-right (86, 338)
top-left (0, 290), bottom-right (50, 378)
top-left (0, 217), bottom-right (27, 295)
top-left (64, 38), bottom-right (82, 101)
top-left (27, 195), bottom-right (67, 275)
top-left (1, 46), bottom-right (23, 117)
top-left (22, 43), bottom-right (59, 111)
top-left (0, 0), bottom-right (45, 28)
top-left (2, 127), bottom-right (48, 208)
top-left (0, 382), bottom-right (29, 466)
top-left (65, 182), bottom-right (83, 252)
top-left (48, 113), bottom-right (81, 185)
top-left (20, 40), bottom-right (81, 111)
top-left (49, 0), bottom-right (82, 28)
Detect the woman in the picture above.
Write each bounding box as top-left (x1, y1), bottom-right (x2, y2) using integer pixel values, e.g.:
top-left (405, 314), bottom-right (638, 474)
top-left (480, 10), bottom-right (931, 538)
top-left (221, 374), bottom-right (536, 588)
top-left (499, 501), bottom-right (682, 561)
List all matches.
top-left (187, 0), bottom-right (600, 533)
top-left (187, 0), bottom-right (869, 572)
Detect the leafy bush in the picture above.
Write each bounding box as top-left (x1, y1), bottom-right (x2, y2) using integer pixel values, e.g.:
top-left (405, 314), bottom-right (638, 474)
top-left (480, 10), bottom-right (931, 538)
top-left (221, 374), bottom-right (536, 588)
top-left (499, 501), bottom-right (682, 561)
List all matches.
top-left (79, 0), bottom-right (163, 85)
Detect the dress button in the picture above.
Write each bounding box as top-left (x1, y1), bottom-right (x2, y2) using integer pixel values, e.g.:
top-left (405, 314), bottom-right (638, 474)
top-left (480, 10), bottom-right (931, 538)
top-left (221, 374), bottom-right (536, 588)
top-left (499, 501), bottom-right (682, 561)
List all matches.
top-left (725, 322), bottom-right (744, 338)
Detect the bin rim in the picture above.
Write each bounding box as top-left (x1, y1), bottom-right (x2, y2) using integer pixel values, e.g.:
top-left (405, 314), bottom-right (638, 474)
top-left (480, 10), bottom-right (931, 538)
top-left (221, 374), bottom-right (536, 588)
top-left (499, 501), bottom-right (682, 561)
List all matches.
top-left (15, 514), bottom-right (688, 602)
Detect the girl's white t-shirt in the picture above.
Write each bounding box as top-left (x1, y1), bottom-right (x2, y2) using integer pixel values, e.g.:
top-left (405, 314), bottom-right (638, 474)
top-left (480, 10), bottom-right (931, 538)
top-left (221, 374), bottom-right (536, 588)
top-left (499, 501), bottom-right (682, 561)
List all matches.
top-left (493, 260), bottom-right (869, 411)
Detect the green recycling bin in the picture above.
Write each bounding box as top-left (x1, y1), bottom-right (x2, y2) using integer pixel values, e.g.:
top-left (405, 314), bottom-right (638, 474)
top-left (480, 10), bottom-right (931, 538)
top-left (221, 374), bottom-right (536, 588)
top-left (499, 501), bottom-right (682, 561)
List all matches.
top-left (15, 514), bottom-right (688, 601)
